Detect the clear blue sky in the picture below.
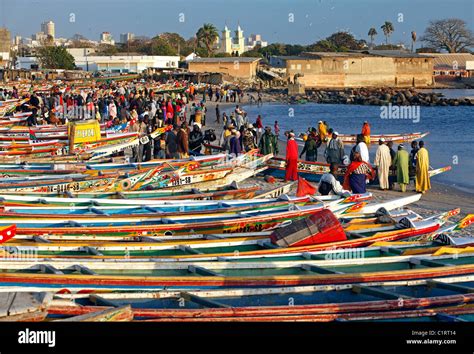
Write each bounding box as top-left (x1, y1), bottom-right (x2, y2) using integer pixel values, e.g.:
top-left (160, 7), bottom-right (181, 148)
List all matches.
top-left (1, 0), bottom-right (472, 46)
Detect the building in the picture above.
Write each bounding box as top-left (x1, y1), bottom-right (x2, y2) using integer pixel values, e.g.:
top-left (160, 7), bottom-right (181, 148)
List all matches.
top-left (120, 33), bottom-right (135, 44)
top-left (41, 21), bottom-right (55, 39)
top-left (100, 32), bottom-right (115, 45)
top-left (280, 51), bottom-right (434, 88)
top-left (215, 25), bottom-right (245, 55)
top-left (16, 55), bottom-right (180, 73)
top-left (0, 28), bottom-right (11, 68)
top-left (32, 32), bottom-right (47, 42)
top-left (188, 57), bottom-right (261, 80)
top-left (247, 34), bottom-right (268, 51)
top-left (66, 48), bottom-right (97, 57)
top-left (419, 53), bottom-right (474, 78)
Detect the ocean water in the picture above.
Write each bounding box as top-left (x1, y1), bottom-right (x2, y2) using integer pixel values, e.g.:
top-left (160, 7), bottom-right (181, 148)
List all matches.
top-left (236, 101), bottom-right (474, 191)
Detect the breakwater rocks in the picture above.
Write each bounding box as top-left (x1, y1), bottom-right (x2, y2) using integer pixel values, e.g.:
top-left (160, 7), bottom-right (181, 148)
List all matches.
top-left (267, 88), bottom-right (473, 106)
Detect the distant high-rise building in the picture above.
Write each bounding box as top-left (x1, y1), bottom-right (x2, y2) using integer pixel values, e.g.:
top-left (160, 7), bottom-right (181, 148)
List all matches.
top-left (100, 32), bottom-right (115, 45)
top-left (41, 21), bottom-right (55, 39)
top-left (247, 34), bottom-right (268, 50)
top-left (14, 36), bottom-right (22, 46)
top-left (0, 28), bottom-right (12, 67)
top-left (120, 33), bottom-right (135, 43)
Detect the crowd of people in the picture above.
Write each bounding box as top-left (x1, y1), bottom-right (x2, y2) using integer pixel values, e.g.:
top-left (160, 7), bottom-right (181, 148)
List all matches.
top-left (290, 121), bottom-right (432, 195)
top-left (2, 82), bottom-right (433, 196)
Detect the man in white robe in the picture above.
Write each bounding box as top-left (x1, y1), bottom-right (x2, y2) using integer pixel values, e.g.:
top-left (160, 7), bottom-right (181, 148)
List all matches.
top-left (374, 138), bottom-right (392, 190)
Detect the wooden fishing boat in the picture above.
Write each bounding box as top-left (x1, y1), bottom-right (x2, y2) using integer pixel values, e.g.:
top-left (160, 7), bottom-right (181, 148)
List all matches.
top-left (297, 132), bottom-right (430, 145)
top-left (0, 254), bottom-right (472, 291)
top-left (45, 277), bottom-right (474, 321)
top-left (1, 210), bottom-right (450, 258)
top-left (0, 201), bottom-right (325, 228)
top-left (5, 204), bottom-right (331, 237)
top-left (264, 157), bottom-right (451, 183)
top-left (0, 292), bottom-right (51, 322)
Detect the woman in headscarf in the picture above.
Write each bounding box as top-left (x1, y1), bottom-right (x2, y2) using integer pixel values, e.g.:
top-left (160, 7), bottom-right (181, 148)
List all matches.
top-left (343, 151), bottom-right (376, 194)
top-left (285, 132), bottom-right (299, 181)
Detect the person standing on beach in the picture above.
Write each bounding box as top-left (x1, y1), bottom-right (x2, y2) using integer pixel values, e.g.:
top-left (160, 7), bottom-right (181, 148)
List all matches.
top-left (230, 130), bottom-right (242, 156)
top-left (255, 115), bottom-right (263, 141)
top-left (300, 128), bottom-right (320, 162)
top-left (361, 121), bottom-right (371, 146)
top-left (274, 121), bottom-right (280, 138)
top-left (415, 141), bottom-right (431, 194)
top-left (324, 131), bottom-right (345, 164)
top-left (177, 123), bottom-right (189, 158)
top-left (393, 144), bottom-right (409, 192)
top-left (258, 127), bottom-right (278, 156)
top-left (215, 104), bottom-right (221, 124)
top-left (409, 141), bottom-right (419, 175)
top-left (242, 124), bottom-right (257, 151)
top-left (374, 138), bottom-right (391, 190)
top-left (285, 132), bottom-right (299, 181)
top-left (317, 121), bottom-right (328, 142)
top-left (165, 124), bottom-right (179, 159)
top-left (354, 134), bottom-right (369, 163)
top-left (189, 123), bottom-right (204, 155)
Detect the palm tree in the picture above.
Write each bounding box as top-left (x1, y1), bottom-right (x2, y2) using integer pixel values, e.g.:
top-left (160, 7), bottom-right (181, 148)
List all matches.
top-left (368, 28), bottom-right (378, 48)
top-left (381, 21), bottom-right (394, 45)
top-left (196, 23), bottom-right (219, 57)
top-left (411, 31), bottom-right (417, 52)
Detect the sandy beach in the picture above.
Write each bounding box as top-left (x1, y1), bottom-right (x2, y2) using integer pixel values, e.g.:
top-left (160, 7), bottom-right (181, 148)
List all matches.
top-left (199, 96), bottom-right (474, 237)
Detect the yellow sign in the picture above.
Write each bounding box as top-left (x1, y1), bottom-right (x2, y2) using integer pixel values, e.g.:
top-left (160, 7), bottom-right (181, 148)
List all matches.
top-left (68, 120), bottom-right (101, 145)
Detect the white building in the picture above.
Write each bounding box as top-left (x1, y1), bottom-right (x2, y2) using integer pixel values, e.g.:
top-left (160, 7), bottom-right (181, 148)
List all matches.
top-left (247, 34), bottom-right (267, 51)
top-left (41, 21), bottom-right (55, 39)
top-left (216, 25), bottom-right (245, 55)
top-left (67, 48), bottom-right (97, 57)
top-left (100, 32), bottom-right (115, 45)
top-left (15, 56), bottom-right (39, 70)
top-left (16, 55), bottom-right (180, 73)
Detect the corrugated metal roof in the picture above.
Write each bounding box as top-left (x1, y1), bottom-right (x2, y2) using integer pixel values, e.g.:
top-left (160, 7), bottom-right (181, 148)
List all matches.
top-left (363, 50), bottom-right (431, 58)
top-left (419, 53), bottom-right (474, 69)
top-left (190, 57), bottom-right (261, 63)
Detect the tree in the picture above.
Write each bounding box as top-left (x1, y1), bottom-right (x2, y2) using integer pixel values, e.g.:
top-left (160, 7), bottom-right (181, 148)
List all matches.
top-left (157, 32), bottom-right (187, 55)
top-left (285, 44), bottom-right (305, 55)
top-left (411, 31), bottom-right (417, 52)
top-left (306, 39), bottom-right (337, 52)
top-left (368, 28), bottom-right (378, 48)
top-left (96, 44), bottom-right (118, 56)
top-left (259, 43), bottom-right (287, 57)
top-left (240, 49), bottom-right (263, 58)
top-left (421, 18), bottom-right (473, 53)
top-left (381, 21), bottom-right (394, 45)
top-left (326, 32), bottom-right (365, 51)
top-left (196, 23), bottom-right (219, 57)
top-left (37, 46), bottom-right (75, 70)
top-left (416, 47), bottom-right (440, 53)
top-left (149, 37), bottom-right (178, 56)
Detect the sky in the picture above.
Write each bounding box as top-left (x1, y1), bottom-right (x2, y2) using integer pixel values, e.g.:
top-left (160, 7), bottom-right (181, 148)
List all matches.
top-left (1, 0), bottom-right (473, 46)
